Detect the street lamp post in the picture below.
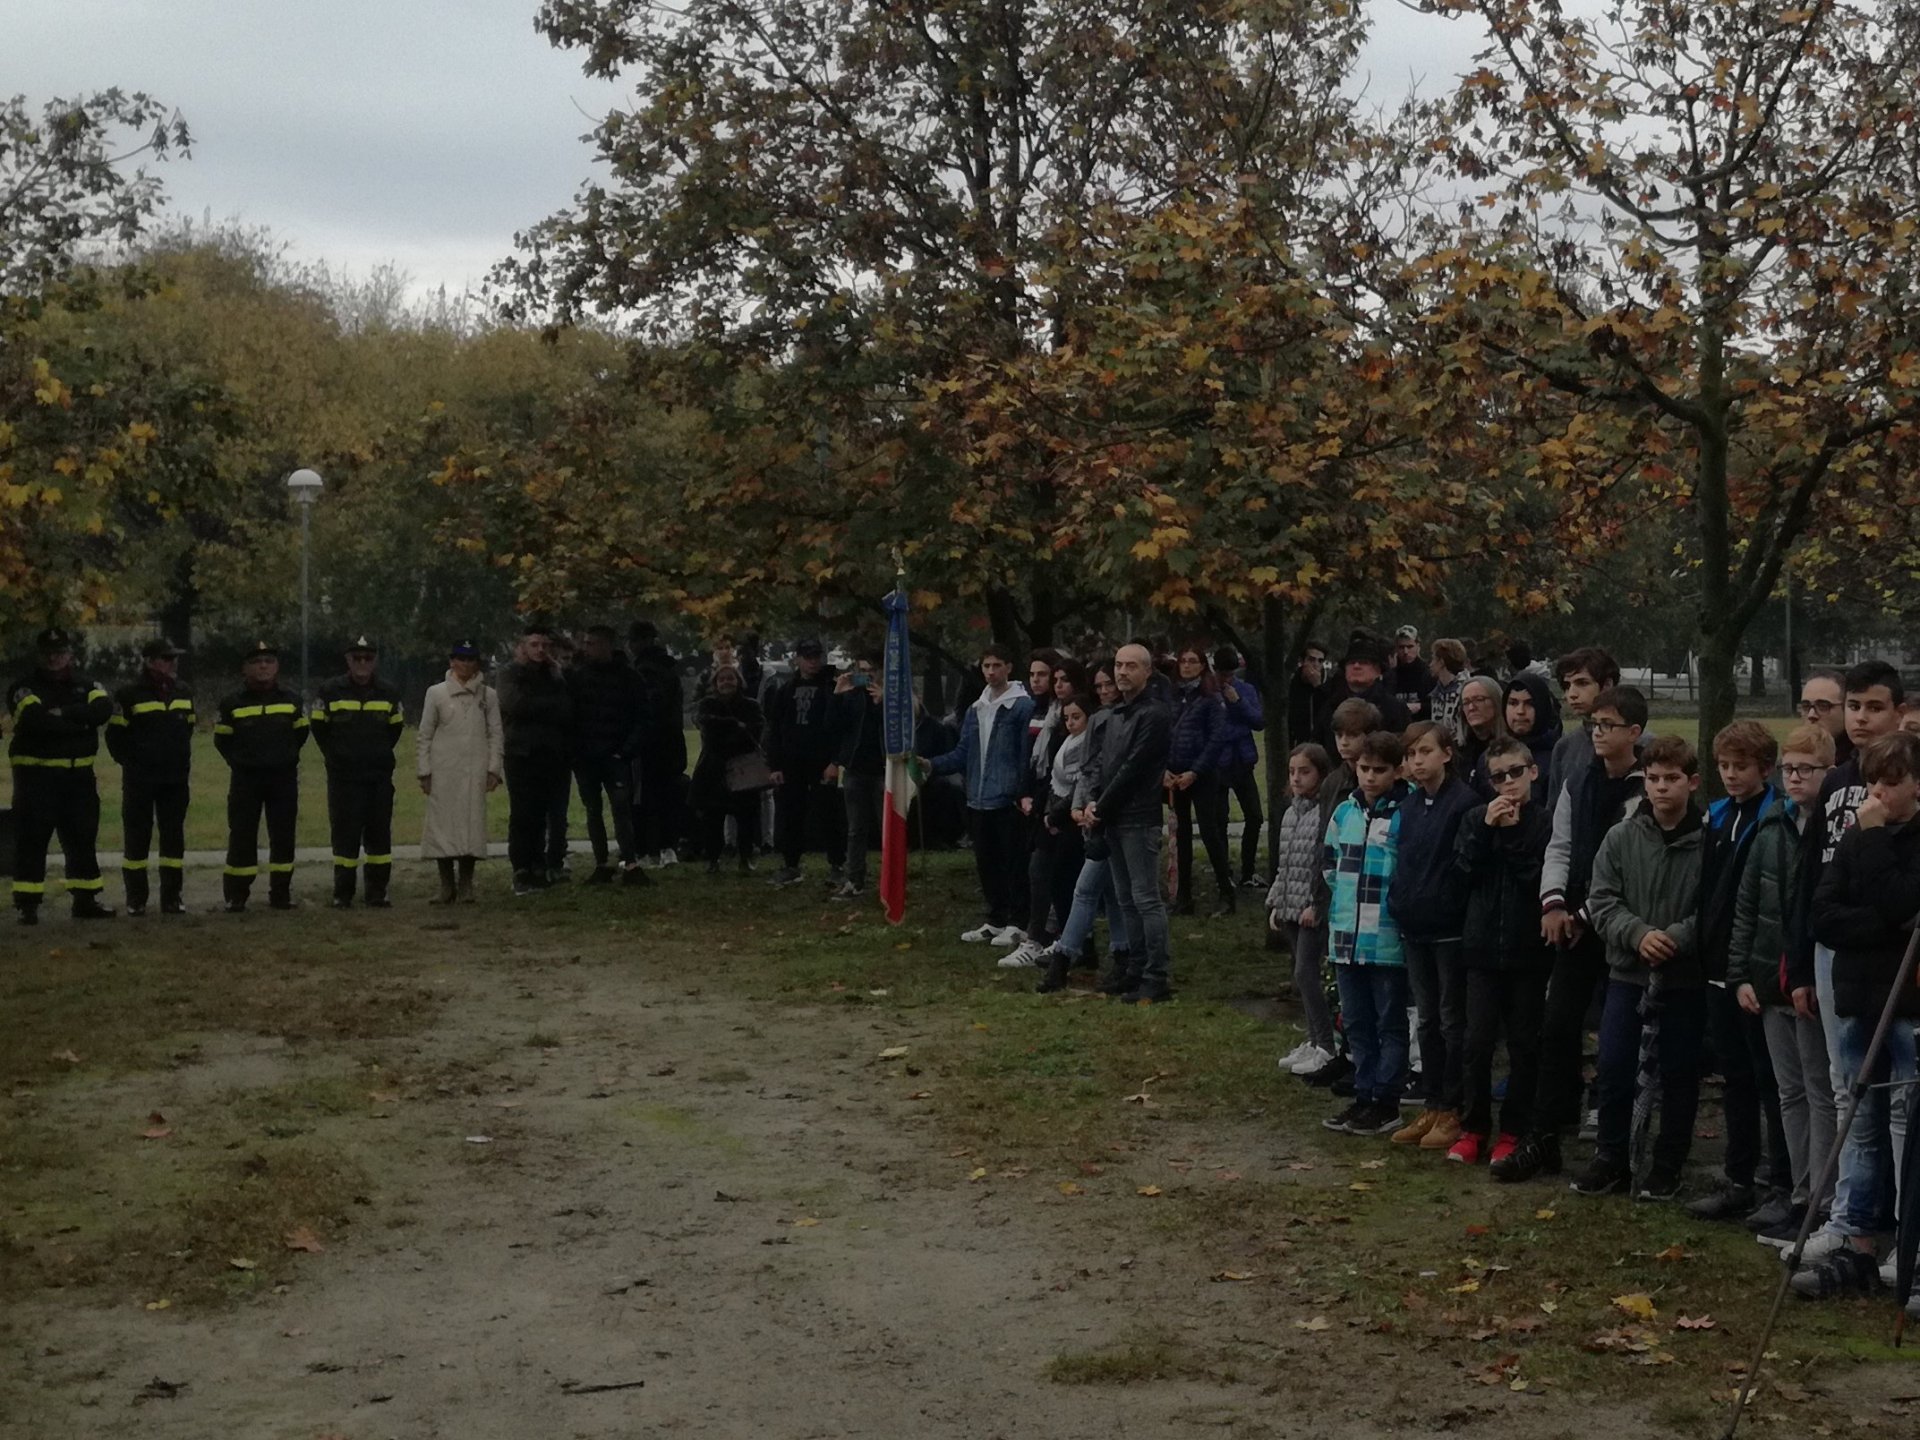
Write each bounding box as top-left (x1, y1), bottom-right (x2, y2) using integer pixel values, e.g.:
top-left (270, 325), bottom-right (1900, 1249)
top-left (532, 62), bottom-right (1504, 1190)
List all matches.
top-left (285, 468), bottom-right (325, 699)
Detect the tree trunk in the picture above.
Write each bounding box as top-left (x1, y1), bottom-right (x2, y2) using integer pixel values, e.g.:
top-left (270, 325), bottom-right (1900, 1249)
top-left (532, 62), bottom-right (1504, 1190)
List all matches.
top-left (1749, 649), bottom-right (1766, 698)
top-left (1695, 632), bottom-right (1741, 797)
top-left (985, 586), bottom-right (1026, 653)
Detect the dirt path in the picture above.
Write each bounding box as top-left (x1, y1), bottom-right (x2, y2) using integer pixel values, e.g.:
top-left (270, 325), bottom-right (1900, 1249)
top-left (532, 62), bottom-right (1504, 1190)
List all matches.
top-left (8, 934), bottom-right (1633, 1440)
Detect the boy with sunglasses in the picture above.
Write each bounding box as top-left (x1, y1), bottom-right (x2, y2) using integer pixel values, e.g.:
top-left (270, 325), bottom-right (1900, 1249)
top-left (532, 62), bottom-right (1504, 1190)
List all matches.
top-left (1492, 686), bottom-right (1649, 1181)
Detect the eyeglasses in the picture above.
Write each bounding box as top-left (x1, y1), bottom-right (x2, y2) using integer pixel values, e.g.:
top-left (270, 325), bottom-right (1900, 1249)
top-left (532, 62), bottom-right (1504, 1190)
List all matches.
top-left (1799, 699), bottom-right (1839, 716)
top-left (1780, 762), bottom-right (1830, 780)
top-left (1591, 719), bottom-right (1635, 735)
top-left (1487, 765), bottom-right (1532, 784)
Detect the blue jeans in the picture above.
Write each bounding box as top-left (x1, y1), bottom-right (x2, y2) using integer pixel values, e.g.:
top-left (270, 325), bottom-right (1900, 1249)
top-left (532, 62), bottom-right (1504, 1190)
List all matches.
top-left (1593, 978), bottom-right (1706, 1176)
top-left (1107, 824), bottom-right (1172, 992)
top-left (1334, 964), bottom-right (1410, 1105)
top-left (1056, 856), bottom-right (1129, 959)
top-left (1828, 1010), bottom-right (1917, 1237)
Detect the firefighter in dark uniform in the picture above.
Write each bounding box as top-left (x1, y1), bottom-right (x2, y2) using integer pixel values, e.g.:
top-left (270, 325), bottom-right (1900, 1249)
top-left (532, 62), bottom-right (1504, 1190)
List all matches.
top-left (5, 628), bottom-right (116, 925)
top-left (214, 640), bottom-right (308, 912)
top-left (312, 634), bottom-right (404, 908)
top-left (107, 637), bottom-right (196, 915)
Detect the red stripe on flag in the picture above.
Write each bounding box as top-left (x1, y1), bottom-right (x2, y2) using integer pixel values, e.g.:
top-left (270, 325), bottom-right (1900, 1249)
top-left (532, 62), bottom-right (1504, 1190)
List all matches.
top-left (881, 755), bottom-right (912, 925)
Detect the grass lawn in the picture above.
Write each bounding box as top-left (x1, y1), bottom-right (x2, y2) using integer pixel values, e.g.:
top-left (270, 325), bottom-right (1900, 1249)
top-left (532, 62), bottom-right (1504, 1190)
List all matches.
top-left (3, 853), bottom-right (1910, 1434)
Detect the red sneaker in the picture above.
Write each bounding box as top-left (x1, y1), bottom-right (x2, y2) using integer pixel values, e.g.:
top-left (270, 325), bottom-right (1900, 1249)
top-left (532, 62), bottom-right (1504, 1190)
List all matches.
top-left (1489, 1133), bottom-right (1520, 1165)
top-left (1446, 1132), bottom-right (1486, 1164)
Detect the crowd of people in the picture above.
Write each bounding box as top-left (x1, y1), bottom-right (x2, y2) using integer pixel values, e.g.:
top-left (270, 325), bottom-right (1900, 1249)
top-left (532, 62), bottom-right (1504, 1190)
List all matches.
top-left (8, 617), bottom-right (1920, 1313)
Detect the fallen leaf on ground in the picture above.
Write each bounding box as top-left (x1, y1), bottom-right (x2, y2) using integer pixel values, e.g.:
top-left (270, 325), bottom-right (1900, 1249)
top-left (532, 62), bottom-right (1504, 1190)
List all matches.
top-left (283, 1228), bottom-right (325, 1253)
top-left (1612, 1293), bottom-right (1658, 1321)
top-left (1349, 1182), bottom-right (1373, 1193)
top-left (792, 1217), bottom-right (821, 1228)
top-left (1136, 1185), bottom-right (1163, 1197)
top-left (1057, 1181), bottom-right (1085, 1197)
top-left (877, 1046), bottom-right (909, 1060)
top-left (1078, 1162), bottom-right (1104, 1176)
top-left (1449, 1279), bottom-right (1481, 1295)
top-left (868, 988), bottom-right (888, 996)
top-left (907, 1090), bottom-right (932, 1100)
top-left (1585, 1325), bottom-right (1655, 1354)
top-left (228, 1258), bottom-right (256, 1271)
top-left (1357, 1159), bottom-right (1387, 1170)
top-left (1286, 1161), bottom-right (1316, 1171)
top-left (141, 1126), bottom-right (173, 1140)
top-left (1535, 1208), bottom-right (1556, 1221)
top-left (1123, 1092), bottom-right (1155, 1105)
top-left (997, 1167), bottom-right (1029, 1179)
top-left (1653, 1243), bottom-right (1691, 1262)
top-left (1213, 1270), bottom-right (1256, 1282)
top-left (1539, 1301), bottom-right (1558, 1315)
top-left (1772, 1381), bottom-right (1813, 1403)
top-left (967, 1167), bottom-right (988, 1182)
top-left (1294, 1316), bottom-right (1331, 1331)
top-left (51, 1049), bottom-right (81, 1064)
top-left (144, 1299), bottom-right (171, 1311)
top-left (1465, 1224), bottom-right (1490, 1237)
top-left (949, 1147), bottom-right (972, 1157)
top-left (1675, 1315), bottom-right (1716, 1331)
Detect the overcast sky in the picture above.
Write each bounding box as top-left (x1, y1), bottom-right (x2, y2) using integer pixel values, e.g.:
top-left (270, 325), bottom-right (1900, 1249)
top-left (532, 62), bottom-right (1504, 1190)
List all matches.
top-left (3, 1), bottom-right (1486, 303)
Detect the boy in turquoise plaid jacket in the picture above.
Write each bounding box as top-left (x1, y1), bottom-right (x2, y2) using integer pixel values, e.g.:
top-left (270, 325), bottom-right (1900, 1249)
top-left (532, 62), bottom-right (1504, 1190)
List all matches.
top-left (1322, 731), bottom-right (1412, 1136)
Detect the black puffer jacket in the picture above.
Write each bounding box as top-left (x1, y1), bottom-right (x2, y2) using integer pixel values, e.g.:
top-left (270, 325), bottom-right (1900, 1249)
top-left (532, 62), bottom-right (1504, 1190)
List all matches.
top-left (1387, 776), bottom-right (1480, 941)
top-left (1813, 818), bottom-right (1920, 1021)
top-left (1456, 800), bottom-right (1554, 971)
top-left (630, 643), bottom-right (688, 769)
top-left (568, 656), bottom-right (645, 760)
top-left (497, 660), bottom-right (573, 761)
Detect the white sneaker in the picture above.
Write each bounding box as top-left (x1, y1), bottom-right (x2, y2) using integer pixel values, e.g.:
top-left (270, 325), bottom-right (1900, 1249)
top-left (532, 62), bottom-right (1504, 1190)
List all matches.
top-left (1290, 1044), bottom-right (1335, 1076)
top-left (960, 923), bottom-right (999, 943)
top-left (1881, 1255), bottom-right (1900, 1288)
top-left (990, 926), bottom-right (1026, 947)
top-left (1276, 1042), bottom-right (1314, 1072)
top-left (1786, 1227), bottom-right (1850, 1268)
top-left (659, 848), bottom-right (679, 867)
top-left (997, 941), bottom-right (1044, 969)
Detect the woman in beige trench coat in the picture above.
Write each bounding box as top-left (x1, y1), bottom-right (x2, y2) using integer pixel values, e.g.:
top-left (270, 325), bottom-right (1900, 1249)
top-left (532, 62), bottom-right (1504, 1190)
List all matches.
top-left (416, 642), bottom-right (504, 902)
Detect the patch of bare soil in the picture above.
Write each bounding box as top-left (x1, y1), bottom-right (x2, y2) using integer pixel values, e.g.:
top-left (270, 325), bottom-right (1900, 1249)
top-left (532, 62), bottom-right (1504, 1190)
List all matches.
top-left (8, 943), bottom-right (1658, 1440)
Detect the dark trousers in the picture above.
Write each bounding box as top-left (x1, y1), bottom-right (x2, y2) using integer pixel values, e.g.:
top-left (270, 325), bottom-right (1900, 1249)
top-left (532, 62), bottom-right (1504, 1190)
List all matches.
top-left (9, 766), bottom-right (103, 910)
top-left (697, 783), bottom-right (763, 861)
top-left (635, 759), bottom-right (688, 858)
top-left (505, 753), bottom-right (572, 877)
top-left (1172, 774), bottom-right (1232, 906)
top-left (1024, 816), bottom-right (1084, 942)
top-left (1462, 966), bottom-right (1550, 1138)
top-left (575, 754), bottom-right (637, 868)
top-left (225, 765), bottom-right (299, 906)
top-left (842, 770), bottom-right (883, 887)
top-left (1528, 929), bottom-right (1610, 1136)
top-left (122, 773), bottom-right (189, 909)
top-left (1404, 937), bottom-right (1468, 1111)
top-left (1595, 978), bottom-right (1707, 1176)
top-left (1708, 982), bottom-right (1792, 1192)
top-left (968, 805), bottom-right (1026, 928)
top-left (774, 771), bottom-right (846, 871)
top-left (327, 769), bottom-right (395, 901)
top-left (1218, 761), bottom-right (1264, 883)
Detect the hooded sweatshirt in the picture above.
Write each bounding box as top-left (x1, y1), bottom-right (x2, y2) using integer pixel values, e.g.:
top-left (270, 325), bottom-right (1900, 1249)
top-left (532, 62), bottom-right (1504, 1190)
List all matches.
top-left (1484, 671), bottom-right (1562, 803)
top-left (927, 682), bottom-right (1035, 810)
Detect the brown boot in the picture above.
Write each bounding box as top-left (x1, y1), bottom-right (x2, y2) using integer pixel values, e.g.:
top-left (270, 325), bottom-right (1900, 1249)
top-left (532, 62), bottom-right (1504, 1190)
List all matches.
top-left (456, 857), bottom-right (477, 903)
top-left (1419, 1110), bottom-right (1464, 1151)
top-left (431, 858), bottom-right (457, 905)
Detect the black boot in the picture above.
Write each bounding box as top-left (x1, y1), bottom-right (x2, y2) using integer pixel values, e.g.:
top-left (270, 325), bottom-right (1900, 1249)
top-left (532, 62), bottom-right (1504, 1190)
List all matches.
top-left (16, 902), bottom-right (39, 927)
top-left (1036, 948), bottom-right (1074, 994)
top-left (1209, 888), bottom-right (1238, 919)
top-left (332, 864), bottom-right (356, 910)
top-left (159, 864), bottom-right (186, 915)
top-left (457, 857), bottom-right (477, 903)
top-left (364, 865), bottom-right (392, 908)
top-left (222, 872), bottom-right (251, 913)
top-left (125, 865), bottom-right (150, 917)
top-left (586, 864), bottom-right (616, 886)
top-left (269, 872), bottom-right (297, 911)
top-left (72, 892), bottom-right (117, 920)
top-left (432, 859), bottom-right (457, 905)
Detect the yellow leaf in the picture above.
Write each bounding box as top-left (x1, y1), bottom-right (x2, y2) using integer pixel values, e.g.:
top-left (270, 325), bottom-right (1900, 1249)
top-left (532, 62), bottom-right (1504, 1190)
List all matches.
top-left (1449, 1279), bottom-right (1481, 1294)
top-left (877, 1046), bottom-right (909, 1059)
top-left (1181, 342), bottom-right (1212, 372)
top-left (1535, 1208), bottom-right (1556, 1221)
top-left (1293, 1316), bottom-right (1331, 1331)
top-left (792, 1216), bottom-right (822, 1228)
top-left (968, 1167), bottom-right (988, 1182)
top-left (1349, 1182), bottom-right (1373, 1192)
top-left (1612, 1293), bottom-right (1658, 1321)
top-left (144, 1298), bottom-right (171, 1311)
top-left (1057, 1181), bottom-right (1085, 1197)
top-left (1136, 1185), bottom-right (1163, 1197)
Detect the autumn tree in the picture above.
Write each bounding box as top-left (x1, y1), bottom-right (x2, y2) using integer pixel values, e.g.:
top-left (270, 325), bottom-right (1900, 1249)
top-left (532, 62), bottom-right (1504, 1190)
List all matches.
top-left (0, 90), bottom-right (189, 640)
top-left (1413, 0), bottom-right (1920, 751)
top-left (497, 0), bottom-right (1371, 644)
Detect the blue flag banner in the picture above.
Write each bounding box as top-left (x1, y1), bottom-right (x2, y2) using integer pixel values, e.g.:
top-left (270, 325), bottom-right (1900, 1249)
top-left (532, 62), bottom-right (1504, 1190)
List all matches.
top-left (882, 588), bottom-right (914, 757)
